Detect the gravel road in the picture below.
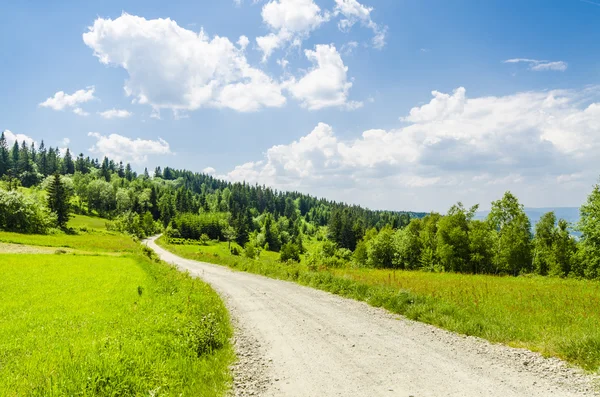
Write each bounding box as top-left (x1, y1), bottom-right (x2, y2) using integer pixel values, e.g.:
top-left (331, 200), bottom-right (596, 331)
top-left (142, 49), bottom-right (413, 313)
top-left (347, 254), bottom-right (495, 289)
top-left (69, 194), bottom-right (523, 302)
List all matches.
top-left (144, 237), bottom-right (599, 397)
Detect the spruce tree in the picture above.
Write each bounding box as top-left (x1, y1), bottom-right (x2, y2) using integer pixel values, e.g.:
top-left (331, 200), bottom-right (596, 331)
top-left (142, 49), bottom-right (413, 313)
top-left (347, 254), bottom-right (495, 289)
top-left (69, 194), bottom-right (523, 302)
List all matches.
top-left (0, 131), bottom-right (9, 177)
top-left (47, 173), bottom-right (71, 228)
top-left (63, 148), bottom-right (75, 174)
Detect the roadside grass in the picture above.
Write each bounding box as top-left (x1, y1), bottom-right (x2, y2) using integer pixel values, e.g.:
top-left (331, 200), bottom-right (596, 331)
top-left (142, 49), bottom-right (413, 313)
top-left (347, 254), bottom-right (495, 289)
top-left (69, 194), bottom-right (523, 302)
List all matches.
top-left (0, 224), bottom-right (235, 396)
top-left (157, 237), bottom-right (600, 372)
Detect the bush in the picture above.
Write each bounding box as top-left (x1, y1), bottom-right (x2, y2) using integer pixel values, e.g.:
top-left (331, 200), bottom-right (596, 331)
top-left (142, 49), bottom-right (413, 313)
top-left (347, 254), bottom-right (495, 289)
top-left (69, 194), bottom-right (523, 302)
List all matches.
top-left (244, 241), bottom-right (261, 260)
top-left (0, 189), bottom-right (55, 234)
top-left (230, 246), bottom-right (241, 256)
top-left (279, 242), bottom-right (301, 263)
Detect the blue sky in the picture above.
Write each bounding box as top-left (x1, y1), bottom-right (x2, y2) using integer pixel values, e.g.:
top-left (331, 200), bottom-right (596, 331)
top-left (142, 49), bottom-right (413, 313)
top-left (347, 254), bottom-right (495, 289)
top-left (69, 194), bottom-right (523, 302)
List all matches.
top-left (2, 0), bottom-right (600, 212)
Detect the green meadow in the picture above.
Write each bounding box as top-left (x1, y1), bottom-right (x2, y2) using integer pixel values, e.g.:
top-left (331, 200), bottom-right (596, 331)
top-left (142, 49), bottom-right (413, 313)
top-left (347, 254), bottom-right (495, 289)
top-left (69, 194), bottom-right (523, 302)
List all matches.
top-left (0, 216), bottom-right (234, 396)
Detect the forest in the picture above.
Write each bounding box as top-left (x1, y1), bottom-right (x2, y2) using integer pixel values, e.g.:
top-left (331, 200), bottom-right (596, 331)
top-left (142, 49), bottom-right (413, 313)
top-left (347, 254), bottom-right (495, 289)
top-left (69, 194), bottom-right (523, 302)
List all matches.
top-left (2, 130), bottom-right (600, 280)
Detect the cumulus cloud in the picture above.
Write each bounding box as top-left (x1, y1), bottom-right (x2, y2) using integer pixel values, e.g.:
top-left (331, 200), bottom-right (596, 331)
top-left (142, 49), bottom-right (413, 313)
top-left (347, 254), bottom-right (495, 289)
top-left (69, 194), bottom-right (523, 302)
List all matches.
top-left (2, 130), bottom-right (35, 147)
top-left (39, 87), bottom-right (96, 115)
top-left (99, 109), bottom-right (133, 119)
top-left (88, 132), bottom-right (172, 163)
top-left (285, 44), bottom-right (361, 110)
top-left (256, 0), bottom-right (330, 60)
top-left (503, 58), bottom-right (568, 72)
top-left (203, 167), bottom-right (217, 175)
top-left (333, 0), bottom-right (387, 49)
top-left (83, 13), bottom-right (286, 114)
top-left (225, 87), bottom-right (600, 210)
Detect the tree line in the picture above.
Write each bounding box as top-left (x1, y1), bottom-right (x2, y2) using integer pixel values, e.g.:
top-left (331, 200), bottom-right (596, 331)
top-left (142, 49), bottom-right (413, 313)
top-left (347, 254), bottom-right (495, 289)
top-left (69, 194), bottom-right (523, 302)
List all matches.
top-left (2, 131), bottom-right (600, 279)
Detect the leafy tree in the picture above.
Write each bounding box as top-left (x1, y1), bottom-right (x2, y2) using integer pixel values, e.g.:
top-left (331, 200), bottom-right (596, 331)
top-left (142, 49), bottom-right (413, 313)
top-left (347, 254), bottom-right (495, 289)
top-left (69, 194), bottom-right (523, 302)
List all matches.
top-left (468, 220), bottom-right (495, 274)
top-left (532, 212), bottom-right (556, 276)
top-left (577, 183), bottom-right (600, 279)
top-left (46, 173), bottom-right (72, 228)
top-left (487, 192), bottom-right (532, 275)
top-left (551, 219), bottom-right (576, 277)
top-left (436, 203), bottom-right (478, 273)
top-left (366, 226), bottom-right (397, 268)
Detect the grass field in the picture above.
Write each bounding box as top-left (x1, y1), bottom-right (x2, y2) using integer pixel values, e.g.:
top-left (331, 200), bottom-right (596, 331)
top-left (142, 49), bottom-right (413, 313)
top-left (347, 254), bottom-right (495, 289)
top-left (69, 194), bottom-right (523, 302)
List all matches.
top-left (157, 237), bottom-right (600, 372)
top-left (0, 215), bottom-right (234, 396)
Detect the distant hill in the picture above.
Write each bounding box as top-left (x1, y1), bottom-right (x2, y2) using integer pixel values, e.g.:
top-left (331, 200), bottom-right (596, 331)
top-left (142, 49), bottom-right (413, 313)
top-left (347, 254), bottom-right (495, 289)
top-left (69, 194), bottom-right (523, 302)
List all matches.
top-left (476, 207), bottom-right (580, 230)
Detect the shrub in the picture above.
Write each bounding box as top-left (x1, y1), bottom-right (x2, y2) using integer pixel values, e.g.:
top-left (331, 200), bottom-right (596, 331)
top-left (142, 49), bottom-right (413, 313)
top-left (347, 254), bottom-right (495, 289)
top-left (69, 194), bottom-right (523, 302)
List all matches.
top-left (106, 211), bottom-right (161, 239)
top-left (279, 242), bottom-right (301, 263)
top-left (0, 188), bottom-right (55, 234)
top-left (230, 246), bottom-right (241, 256)
top-left (244, 241), bottom-right (261, 260)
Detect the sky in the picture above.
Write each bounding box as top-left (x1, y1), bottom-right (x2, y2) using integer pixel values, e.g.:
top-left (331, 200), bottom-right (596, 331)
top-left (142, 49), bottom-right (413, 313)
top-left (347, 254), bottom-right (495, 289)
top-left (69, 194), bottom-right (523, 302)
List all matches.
top-left (2, 0), bottom-right (600, 212)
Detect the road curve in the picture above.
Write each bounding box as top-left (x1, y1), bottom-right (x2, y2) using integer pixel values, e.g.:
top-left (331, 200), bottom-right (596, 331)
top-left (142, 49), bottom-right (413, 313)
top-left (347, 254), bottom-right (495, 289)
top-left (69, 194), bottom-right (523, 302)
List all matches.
top-left (144, 237), bottom-right (597, 397)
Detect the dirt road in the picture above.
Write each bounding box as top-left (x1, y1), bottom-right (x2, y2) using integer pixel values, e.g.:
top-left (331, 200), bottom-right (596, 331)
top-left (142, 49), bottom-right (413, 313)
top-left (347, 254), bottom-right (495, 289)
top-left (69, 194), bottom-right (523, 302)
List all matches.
top-left (144, 237), bottom-right (598, 397)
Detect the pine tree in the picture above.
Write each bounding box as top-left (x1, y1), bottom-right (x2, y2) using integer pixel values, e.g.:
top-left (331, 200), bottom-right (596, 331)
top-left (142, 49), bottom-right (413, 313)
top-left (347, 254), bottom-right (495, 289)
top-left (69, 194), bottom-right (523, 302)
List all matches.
top-left (125, 163), bottom-right (133, 181)
top-left (100, 157), bottom-right (111, 181)
top-left (37, 140), bottom-right (48, 176)
top-left (11, 141), bottom-right (20, 173)
top-left (0, 131), bottom-right (9, 177)
top-left (63, 148), bottom-right (75, 174)
top-left (47, 173), bottom-right (71, 228)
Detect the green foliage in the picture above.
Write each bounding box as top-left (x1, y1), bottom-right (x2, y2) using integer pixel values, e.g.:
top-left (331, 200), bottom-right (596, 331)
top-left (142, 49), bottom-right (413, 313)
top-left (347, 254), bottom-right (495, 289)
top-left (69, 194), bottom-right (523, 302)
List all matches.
top-left (171, 212), bottom-right (230, 241)
top-left (244, 241), bottom-right (261, 259)
top-left (279, 241), bottom-right (301, 262)
top-left (487, 192), bottom-right (532, 275)
top-left (577, 183), bottom-right (600, 279)
top-left (46, 173), bottom-right (72, 228)
top-left (0, 188), bottom-right (55, 234)
top-left (366, 226), bottom-right (397, 268)
top-left (106, 211), bottom-right (161, 239)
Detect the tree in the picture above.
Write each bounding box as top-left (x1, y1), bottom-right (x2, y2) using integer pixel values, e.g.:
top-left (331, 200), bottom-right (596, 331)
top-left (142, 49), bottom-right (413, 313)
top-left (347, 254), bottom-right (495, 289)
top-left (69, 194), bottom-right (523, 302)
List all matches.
top-left (100, 157), bottom-right (111, 181)
top-left (47, 173), bottom-right (71, 228)
top-left (487, 192), bottom-right (532, 275)
top-left (366, 226), bottom-right (397, 268)
top-left (263, 213), bottom-right (281, 251)
top-left (63, 149), bottom-right (75, 174)
top-left (532, 212), bottom-right (556, 276)
top-left (0, 132), bottom-right (10, 177)
top-left (223, 226), bottom-right (237, 249)
top-left (436, 203), bottom-right (478, 273)
top-left (577, 183), bottom-right (600, 279)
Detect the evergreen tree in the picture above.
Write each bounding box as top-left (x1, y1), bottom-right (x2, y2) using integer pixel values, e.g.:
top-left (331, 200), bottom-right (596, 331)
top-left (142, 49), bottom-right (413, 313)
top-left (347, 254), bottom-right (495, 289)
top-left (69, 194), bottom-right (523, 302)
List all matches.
top-left (125, 163), bottom-right (134, 181)
top-left (0, 131), bottom-right (9, 177)
top-left (75, 153), bottom-right (87, 173)
top-left (37, 141), bottom-right (48, 175)
top-left (11, 141), bottom-right (20, 173)
top-left (118, 161), bottom-right (125, 178)
top-left (100, 157), bottom-right (111, 181)
top-left (63, 148), bottom-right (75, 174)
top-left (47, 173), bottom-right (71, 228)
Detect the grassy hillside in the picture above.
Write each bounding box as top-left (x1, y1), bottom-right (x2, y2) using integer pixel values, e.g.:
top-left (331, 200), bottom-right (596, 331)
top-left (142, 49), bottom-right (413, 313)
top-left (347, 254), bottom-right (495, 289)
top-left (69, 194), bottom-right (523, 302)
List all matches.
top-left (0, 215), bottom-right (234, 396)
top-left (157, 236), bottom-right (600, 372)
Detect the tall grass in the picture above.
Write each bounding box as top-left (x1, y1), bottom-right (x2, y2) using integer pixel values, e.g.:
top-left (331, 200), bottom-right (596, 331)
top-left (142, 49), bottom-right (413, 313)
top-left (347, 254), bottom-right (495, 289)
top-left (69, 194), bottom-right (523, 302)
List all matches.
top-left (157, 237), bottom-right (600, 372)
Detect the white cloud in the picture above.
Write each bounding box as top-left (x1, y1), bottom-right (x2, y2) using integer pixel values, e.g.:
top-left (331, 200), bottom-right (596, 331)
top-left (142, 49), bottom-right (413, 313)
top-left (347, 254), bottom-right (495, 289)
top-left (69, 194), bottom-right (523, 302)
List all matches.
top-left (334, 0), bottom-right (387, 49)
top-left (285, 44), bottom-right (361, 110)
top-left (203, 167), bottom-right (217, 175)
top-left (88, 132), bottom-right (172, 163)
top-left (99, 109), bottom-right (133, 119)
top-left (39, 87), bottom-right (96, 114)
top-left (237, 35), bottom-right (250, 51)
top-left (256, 0), bottom-right (330, 60)
top-left (224, 87), bottom-right (600, 211)
top-left (2, 130), bottom-right (35, 147)
top-left (73, 108), bottom-right (90, 117)
top-left (503, 58), bottom-right (568, 72)
top-left (83, 13), bottom-right (286, 114)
